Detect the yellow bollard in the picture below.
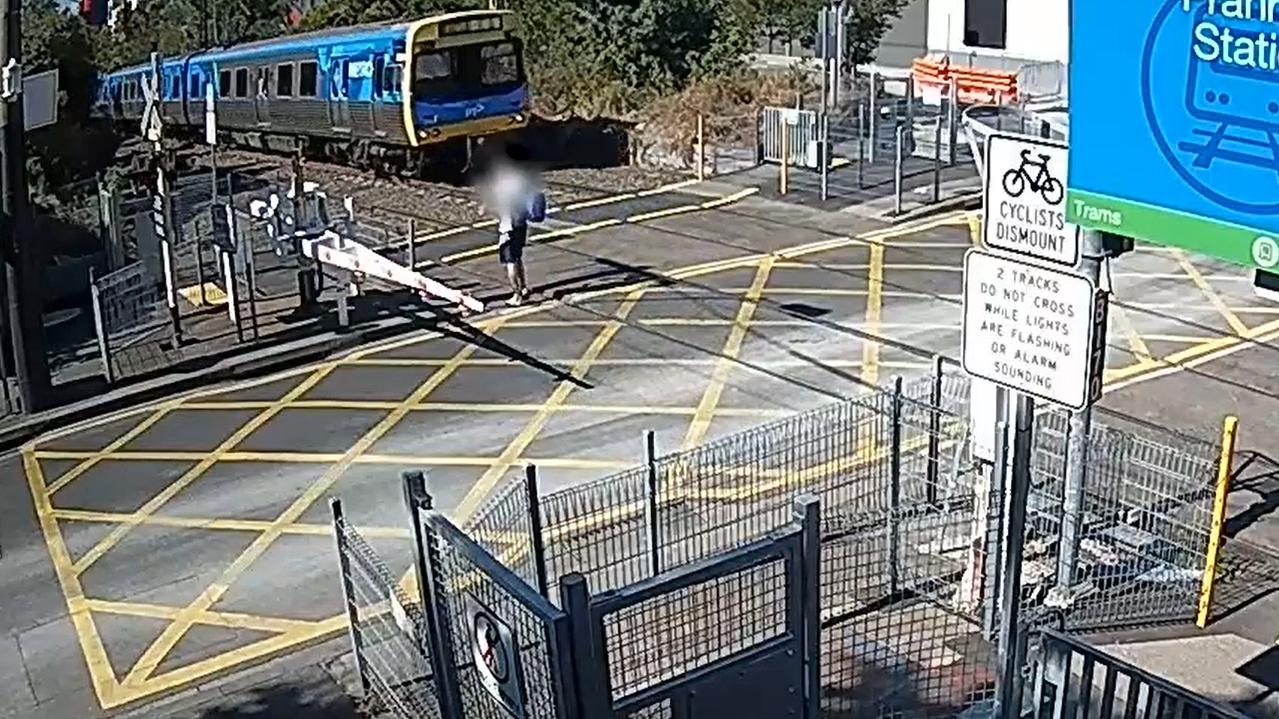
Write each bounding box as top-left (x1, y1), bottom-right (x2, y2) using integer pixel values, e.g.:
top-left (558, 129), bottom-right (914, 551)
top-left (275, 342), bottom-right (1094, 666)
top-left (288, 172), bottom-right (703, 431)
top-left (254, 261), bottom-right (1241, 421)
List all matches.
top-left (1196, 414), bottom-right (1239, 628)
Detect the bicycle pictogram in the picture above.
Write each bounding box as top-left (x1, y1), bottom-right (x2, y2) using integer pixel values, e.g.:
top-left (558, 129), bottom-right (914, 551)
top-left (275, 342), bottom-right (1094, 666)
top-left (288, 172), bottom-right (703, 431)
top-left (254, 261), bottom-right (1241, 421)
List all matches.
top-left (1002, 149), bottom-right (1065, 205)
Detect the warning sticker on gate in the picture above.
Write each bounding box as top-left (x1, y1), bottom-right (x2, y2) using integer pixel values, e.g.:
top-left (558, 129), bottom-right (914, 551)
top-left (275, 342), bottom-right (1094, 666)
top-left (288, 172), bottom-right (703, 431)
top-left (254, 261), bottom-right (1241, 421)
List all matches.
top-left (464, 593), bottom-right (526, 719)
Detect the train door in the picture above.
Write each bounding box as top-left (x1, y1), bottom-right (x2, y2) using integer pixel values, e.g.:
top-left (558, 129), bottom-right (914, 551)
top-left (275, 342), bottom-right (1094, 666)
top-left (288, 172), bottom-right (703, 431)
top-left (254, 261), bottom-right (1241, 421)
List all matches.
top-left (254, 66), bottom-right (271, 126)
top-left (327, 57), bottom-right (351, 131)
top-left (369, 53), bottom-right (384, 135)
top-left (186, 67), bottom-right (205, 126)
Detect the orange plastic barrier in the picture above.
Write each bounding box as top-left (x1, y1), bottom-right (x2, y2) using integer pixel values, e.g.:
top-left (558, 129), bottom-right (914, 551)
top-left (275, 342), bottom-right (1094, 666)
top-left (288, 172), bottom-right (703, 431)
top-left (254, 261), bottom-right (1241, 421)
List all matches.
top-left (911, 57), bottom-right (1018, 105)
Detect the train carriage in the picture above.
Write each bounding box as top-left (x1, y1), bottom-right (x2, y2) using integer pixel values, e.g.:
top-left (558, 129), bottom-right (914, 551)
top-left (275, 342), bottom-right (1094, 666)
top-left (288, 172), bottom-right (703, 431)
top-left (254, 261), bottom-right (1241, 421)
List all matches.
top-left (92, 10), bottom-right (530, 173)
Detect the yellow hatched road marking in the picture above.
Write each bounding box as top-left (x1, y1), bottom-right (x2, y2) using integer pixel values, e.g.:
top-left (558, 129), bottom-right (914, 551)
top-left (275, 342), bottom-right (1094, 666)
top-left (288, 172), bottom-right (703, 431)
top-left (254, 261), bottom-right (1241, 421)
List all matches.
top-left (43, 404), bottom-right (181, 495)
top-left (69, 365), bottom-right (340, 576)
top-left (1172, 249), bottom-right (1250, 336)
top-left (85, 599), bottom-right (317, 634)
top-left (120, 321), bottom-right (499, 688)
top-left (52, 508), bottom-right (412, 540)
top-left (682, 257), bottom-right (774, 450)
top-left (450, 289), bottom-right (647, 525)
top-left (23, 451), bottom-right (120, 706)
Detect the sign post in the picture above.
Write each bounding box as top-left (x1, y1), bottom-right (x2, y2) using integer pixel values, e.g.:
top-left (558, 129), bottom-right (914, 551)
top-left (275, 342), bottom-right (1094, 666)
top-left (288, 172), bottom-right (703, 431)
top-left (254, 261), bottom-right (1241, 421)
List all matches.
top-left (966, 125), bottom-right (1120, 706)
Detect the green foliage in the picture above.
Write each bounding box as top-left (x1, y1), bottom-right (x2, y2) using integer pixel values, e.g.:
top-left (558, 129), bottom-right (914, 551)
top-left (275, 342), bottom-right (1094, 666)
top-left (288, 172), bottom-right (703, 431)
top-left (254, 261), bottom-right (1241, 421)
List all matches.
top-left (511, 0), bottom-right (759, 119)
top-left (91, 0), bottom-right (289, 70)
top-left (845, 0), bottom-right (910, 66)
top-left (731, 0), bottom-right (822, 48)
top-left (23, 0), bottom-right (109, 201)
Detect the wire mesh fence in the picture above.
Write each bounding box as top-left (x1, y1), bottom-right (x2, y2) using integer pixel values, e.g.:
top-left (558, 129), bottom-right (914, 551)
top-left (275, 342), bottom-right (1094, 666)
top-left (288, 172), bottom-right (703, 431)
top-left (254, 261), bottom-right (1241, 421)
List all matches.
top-left (754, 78), bottom-right (979, 210)
top-left (338, 362), bottom-right (1225, 719)
top-left (332, 501), bottom-right (440, 719)
top-left (1023, 411), bottom-right (1217, 630)
top-left (426, 518), bottom-right (566, 719)
top-left (89, 260), bottom-right (173, 383)
top-left (465, 366), bottom-right (1220, 718)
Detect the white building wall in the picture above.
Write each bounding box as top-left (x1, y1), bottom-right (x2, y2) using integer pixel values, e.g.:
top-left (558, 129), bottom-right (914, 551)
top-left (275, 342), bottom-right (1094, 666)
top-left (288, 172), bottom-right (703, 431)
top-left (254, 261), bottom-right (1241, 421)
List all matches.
top-left (925, 0), bottom-right (1069, 68)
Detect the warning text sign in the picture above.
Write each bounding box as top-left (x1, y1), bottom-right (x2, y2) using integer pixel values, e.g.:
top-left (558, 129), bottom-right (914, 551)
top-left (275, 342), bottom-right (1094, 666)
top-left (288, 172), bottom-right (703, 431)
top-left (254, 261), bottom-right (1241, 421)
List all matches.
top-left (961, 249), bottom-right (1100, 409)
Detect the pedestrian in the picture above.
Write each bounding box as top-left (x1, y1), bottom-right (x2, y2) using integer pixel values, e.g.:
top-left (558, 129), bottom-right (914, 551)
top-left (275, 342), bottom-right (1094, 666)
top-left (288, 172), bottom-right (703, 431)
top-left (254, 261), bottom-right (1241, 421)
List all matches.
top-left (478, 141), bottom-right (542, 306)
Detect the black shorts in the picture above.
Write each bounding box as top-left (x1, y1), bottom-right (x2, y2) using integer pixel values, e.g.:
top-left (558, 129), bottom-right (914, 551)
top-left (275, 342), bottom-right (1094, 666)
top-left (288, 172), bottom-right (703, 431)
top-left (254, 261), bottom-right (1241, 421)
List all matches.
top-left (498, 225), bottom-right (528, 264)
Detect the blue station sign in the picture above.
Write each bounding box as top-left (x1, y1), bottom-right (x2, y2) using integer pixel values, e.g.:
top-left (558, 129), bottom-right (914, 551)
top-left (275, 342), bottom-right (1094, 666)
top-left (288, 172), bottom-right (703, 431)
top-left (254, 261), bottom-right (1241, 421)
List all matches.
top-left (1069, 0), bottom-right (1279, 269)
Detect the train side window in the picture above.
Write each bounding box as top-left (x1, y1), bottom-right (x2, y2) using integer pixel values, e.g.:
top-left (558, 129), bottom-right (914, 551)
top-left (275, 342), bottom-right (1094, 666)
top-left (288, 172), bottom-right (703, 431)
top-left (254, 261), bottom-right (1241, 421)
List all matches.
top-left (372, 56), bottom-right (385, 97)
top-left (234, 68), bottom-right (249, 98)
top-left (189, 74), bottom-right (201, 97)
top-left (170, 75), bottom-right (181, 98)
top-left (383, 64), bottom-right (400, 96)
top-left (219, 70), bottom-right (231, 97)
top-left (256, 67), bottom-right (270, 97)
top-left (276, 63), bottom-right (294, 97)
top-left (298, 61), bottom-right (318, 97)
top-left (331, 58), bottom-right (349, 98)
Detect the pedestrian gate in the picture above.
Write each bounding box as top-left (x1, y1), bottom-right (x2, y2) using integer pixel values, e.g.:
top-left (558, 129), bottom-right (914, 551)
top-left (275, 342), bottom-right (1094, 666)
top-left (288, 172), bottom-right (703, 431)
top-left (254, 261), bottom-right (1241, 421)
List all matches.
top-left (359, 473), bottom-right (822, 719)
top-left (562, 499), bottom-right (820, 717)
top-left (760, 106), bottom-right (822, 168)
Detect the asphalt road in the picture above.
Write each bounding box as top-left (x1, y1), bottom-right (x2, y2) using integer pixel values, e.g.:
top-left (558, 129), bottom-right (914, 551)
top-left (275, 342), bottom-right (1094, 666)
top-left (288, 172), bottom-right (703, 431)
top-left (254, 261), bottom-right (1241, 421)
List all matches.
top-left (5, 174), bottom-right (1279, 717)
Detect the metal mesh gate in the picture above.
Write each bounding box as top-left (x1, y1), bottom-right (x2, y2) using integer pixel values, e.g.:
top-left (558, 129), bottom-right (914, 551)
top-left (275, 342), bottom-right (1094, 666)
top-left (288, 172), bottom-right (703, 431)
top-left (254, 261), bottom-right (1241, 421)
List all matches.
top-left (331, 499), bottom-right (439, 719)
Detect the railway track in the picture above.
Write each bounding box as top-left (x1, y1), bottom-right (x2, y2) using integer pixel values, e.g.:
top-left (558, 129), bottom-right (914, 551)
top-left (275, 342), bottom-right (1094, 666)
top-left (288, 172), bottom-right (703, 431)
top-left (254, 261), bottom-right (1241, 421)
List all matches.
top-left (173, 145), bottom-right (689, 236)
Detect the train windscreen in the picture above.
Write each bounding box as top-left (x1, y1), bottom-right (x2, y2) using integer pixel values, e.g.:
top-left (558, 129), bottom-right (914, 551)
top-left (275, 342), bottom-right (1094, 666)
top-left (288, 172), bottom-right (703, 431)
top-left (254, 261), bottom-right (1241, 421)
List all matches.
top-left (412, 40), bottom-right (524, 101)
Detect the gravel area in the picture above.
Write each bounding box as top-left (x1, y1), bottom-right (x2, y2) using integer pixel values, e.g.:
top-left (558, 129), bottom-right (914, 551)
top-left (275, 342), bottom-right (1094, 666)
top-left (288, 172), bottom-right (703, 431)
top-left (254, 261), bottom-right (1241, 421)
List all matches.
top-left (188, 148), bottom-right (689, 232)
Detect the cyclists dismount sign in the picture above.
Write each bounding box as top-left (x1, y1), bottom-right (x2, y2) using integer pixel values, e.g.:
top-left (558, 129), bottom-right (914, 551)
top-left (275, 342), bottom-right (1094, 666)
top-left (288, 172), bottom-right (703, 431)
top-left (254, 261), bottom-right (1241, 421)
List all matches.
top-left (464, 593), bottom-right (527, 718)
top-left (983, 134), bottom-right (1081, 266)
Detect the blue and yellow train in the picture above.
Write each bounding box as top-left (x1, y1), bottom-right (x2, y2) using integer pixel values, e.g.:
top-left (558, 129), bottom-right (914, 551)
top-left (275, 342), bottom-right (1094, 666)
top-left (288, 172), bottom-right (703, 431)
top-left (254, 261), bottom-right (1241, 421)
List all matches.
top-left (91, 10), bottom-right (530, 173)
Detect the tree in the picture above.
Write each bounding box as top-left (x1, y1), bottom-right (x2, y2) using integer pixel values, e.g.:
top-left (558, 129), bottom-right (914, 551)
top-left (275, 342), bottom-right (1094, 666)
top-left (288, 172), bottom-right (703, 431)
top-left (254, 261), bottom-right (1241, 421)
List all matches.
top-left (729, 0), bottom-right (821, 51)
top-left (92, 0), bottom-right (289, 70)
top-left (23, 0), bottom-right (111, 200)
top-left (297, 0), bottom-right (482, 31)
top-left (510, 0), bottom-right (752, 119)
top-left (844, 0), bottom-right (910, 66)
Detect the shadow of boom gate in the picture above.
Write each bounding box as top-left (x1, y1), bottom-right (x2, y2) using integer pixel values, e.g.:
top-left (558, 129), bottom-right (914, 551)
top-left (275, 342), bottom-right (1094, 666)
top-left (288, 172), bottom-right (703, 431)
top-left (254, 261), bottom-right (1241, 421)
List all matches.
top-left (561, 496), bottom-right (822, 719)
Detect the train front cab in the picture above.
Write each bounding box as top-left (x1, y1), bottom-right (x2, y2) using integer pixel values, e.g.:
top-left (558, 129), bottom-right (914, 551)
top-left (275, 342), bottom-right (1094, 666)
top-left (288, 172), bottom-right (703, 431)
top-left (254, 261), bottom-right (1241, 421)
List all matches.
top-left (403, 11), bottom-right (529, 149)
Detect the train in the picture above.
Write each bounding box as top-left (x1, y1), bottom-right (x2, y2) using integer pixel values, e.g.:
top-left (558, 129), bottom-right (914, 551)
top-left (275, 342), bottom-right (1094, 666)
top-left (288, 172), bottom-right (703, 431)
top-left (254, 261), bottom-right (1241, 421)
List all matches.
top-left (90, 10), bottom-right (531, 174)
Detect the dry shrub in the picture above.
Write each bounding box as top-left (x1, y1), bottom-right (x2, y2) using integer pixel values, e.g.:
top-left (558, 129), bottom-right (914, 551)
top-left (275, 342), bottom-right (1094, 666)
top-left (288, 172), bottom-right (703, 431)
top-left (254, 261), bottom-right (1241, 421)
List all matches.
top-left (634, 65), bottom-right (817, 168)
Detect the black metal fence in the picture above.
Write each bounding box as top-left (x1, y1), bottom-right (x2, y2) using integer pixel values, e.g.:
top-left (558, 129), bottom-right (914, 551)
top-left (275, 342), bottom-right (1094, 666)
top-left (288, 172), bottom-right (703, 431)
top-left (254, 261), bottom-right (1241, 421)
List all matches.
top-left (1027, 629), bottom-right (1248, 719)
top-left (758, 76), bottom-right (979, 209)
